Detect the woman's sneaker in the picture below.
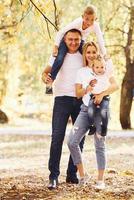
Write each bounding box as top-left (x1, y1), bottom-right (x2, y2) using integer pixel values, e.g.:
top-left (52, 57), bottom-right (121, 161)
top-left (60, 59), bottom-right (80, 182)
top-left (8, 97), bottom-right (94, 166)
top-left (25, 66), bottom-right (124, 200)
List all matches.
top-left (79, 177), bottom-right (85, 186)
top-left (78, 174), bottom-right (89, 186)
top-left (93, 181), bottom-right (105, 190)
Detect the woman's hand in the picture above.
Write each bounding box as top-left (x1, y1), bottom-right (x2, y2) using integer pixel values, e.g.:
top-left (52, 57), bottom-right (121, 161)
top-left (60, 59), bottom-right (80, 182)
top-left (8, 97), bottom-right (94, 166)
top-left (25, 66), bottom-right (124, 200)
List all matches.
top-left (85, 84), bottom-right (93, 93)
top-left (93, 93), bottom-right (104, 104)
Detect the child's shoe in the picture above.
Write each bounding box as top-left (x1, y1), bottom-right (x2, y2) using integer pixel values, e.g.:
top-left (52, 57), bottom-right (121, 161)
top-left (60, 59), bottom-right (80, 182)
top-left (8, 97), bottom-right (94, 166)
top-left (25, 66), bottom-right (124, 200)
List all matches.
top-left (93, 180), bottom-right (105, 190)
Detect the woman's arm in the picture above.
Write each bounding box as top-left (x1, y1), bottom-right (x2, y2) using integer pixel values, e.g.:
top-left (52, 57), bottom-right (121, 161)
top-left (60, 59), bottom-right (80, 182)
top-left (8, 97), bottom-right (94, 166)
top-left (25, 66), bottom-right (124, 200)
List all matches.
top-left (76, 83), bottom-right (93, 99)
top-left (93, 76), bottom-right (119, 104)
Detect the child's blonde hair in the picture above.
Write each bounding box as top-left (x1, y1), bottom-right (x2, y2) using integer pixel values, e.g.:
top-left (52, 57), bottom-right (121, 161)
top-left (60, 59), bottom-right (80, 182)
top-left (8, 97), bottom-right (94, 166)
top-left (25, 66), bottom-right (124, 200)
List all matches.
top-left (92, 56), bottom-right (106, 68)
top-left (83, 5), bottom-right (97, 16)
top-left (82, 41), bottom-right (99, 66)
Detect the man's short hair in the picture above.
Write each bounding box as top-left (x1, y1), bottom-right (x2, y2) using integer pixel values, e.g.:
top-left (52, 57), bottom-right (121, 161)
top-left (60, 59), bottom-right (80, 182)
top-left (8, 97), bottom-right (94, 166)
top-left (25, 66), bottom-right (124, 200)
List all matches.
top-left (64, 29), bottom-right (82, 37)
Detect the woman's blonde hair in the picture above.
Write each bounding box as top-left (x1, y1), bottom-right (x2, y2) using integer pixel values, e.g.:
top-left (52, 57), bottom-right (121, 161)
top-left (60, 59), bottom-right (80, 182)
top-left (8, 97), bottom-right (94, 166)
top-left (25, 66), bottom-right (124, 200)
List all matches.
top-left (82, 41), bottom-right (99, 66)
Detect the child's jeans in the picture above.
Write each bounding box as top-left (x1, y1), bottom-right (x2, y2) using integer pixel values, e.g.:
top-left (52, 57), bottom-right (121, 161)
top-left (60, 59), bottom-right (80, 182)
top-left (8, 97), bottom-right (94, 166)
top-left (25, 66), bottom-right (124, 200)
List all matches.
top-left (88, 96), bottom-right (110, 136)
top-left (51, 39), bottom-right (84, 80)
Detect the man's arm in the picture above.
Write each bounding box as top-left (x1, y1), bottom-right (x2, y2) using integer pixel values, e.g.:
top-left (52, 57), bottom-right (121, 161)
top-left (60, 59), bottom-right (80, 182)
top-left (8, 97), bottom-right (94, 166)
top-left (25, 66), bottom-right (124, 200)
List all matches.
top-left (42, 65), bottom-right (53, 84)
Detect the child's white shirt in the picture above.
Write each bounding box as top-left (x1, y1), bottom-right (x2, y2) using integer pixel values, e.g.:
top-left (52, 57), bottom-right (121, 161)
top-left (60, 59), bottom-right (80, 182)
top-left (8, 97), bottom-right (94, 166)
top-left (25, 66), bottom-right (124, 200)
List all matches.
top-left (55, 17), bottom-right (106, 55)
top-left (75, 59), bottom-right (114, 106)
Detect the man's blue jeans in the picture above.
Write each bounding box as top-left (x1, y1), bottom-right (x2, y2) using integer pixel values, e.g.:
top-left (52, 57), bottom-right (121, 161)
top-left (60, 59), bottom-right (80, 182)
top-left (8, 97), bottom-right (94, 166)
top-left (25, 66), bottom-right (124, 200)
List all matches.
top-left (51, 40), bottom-right (84, 80)
top-left (48, 96), bottom-right (85, 180)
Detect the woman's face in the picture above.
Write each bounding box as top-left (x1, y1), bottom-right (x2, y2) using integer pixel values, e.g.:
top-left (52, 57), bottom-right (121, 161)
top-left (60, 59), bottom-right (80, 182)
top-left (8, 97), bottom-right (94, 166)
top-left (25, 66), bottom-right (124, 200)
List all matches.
top-left (85, 45), bottom-right (98, 63)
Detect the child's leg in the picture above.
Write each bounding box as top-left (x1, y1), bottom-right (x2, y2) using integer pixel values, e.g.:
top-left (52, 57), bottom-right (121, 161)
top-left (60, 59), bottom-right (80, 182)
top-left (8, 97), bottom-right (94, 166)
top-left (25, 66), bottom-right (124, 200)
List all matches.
top-left (51, 40), bottom-right (68, 80)
top-left (100, 98), bottom-right (110, 136)
top-left (87, 98), bottom-right (96, 125)
top-left (88, 98), bottom-right (96, 135)
top-left (78, 40), bottom-right (85, 54)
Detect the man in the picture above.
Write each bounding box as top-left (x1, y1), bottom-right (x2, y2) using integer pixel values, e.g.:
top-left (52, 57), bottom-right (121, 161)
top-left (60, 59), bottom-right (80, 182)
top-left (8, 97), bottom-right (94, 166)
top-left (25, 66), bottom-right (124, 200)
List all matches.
top-left (42, 29), bottom-right (85, 190)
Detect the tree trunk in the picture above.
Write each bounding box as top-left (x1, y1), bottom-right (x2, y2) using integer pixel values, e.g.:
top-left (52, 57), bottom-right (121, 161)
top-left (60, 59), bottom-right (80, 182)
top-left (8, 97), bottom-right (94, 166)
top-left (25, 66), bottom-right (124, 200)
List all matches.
top-left (0, 109), bottom-right (8, 123)
top-left (120, 63), bottom-right (134, 129)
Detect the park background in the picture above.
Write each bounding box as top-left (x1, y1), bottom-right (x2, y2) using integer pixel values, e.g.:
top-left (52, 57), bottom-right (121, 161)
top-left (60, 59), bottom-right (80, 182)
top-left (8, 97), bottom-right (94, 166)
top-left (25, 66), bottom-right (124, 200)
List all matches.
top-left (0, 0), bottom-right (134, 199)
top-left (0, 0), bottom-right (134, 130)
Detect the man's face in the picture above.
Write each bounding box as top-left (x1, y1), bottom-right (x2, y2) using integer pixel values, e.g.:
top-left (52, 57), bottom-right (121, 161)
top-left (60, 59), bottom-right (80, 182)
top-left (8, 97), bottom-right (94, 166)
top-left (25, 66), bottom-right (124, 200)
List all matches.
top-left (64, 32), bottom-right (81, 53)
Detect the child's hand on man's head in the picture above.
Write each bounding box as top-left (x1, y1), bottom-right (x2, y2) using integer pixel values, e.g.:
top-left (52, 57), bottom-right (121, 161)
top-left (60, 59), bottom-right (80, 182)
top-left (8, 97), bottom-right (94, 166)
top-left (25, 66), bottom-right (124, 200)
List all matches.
top-left (53, 45), bottom-right (58, 57)
top-left (103, 54), bottom-right (110, 61)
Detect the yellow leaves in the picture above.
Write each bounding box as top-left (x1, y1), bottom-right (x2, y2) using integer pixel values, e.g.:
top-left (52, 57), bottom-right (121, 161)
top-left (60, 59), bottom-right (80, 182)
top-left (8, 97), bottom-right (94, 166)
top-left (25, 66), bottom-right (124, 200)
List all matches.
top-left (0, 3), bottom-right (5, 16)
top-left (123, 170), bottom-right (134, 176)
top-left (3, 0), bottom-right (12, 6)
top-left (43, 0), bottom-right (54, 13)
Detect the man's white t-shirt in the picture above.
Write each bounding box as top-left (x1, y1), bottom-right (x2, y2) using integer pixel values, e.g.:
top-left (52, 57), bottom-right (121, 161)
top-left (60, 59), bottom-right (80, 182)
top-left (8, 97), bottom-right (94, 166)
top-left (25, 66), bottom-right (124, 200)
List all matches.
top-left (49, 52), bottom-right (83, 97)
top-left (75, 59), bottom-right (114, 106)
top-left (55, 17), bottom-right (106, 55)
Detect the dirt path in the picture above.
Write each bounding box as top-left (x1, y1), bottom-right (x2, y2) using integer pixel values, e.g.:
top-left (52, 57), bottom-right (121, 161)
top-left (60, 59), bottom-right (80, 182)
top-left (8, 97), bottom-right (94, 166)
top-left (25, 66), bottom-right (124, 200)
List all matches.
top-left (0, 133), bottom-right (134, 200)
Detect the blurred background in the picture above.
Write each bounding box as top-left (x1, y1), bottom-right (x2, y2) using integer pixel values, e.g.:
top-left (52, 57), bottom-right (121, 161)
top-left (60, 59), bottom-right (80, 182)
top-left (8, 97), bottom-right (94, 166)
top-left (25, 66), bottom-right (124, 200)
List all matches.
top-left (0, 0), bottom-right (134, 131)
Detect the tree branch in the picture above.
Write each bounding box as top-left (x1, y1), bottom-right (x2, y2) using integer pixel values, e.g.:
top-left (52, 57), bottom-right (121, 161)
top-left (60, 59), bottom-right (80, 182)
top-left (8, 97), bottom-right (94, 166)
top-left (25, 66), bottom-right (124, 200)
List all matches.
top-left (0, 23), bottom-right (18, 30)
top-left (45, 19), bottom-right (51, 39)
top-left (105, 5), bottom-right (121, 32)
top-left (18, 0), bottom-right (22, 5)
top-left (20, 4), bottom-right (33, 22)
top-left (53, 0), bottom-right (59, 31)
top-left (122, 3), bottom-right (131, 9)
top-left (106, 44), bottom-right (125, 49)
top-left (29, 0), bottom-right (58, 31)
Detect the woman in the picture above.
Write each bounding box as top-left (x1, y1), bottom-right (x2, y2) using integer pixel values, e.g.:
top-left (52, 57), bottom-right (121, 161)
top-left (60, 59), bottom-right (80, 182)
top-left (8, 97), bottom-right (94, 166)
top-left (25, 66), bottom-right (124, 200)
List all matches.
top-left (67, 41), bottom-right (118, 189)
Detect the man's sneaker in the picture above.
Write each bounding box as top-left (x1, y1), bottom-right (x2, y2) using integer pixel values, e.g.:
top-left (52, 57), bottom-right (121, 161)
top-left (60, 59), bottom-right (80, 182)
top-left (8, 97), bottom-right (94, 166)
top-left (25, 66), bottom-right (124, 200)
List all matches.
top-left (47, 179), bottom-right (58, 190)
top-left (93, 181), bottom-right (105, 190)
top-left (66, 176), bottom-right (79, 184)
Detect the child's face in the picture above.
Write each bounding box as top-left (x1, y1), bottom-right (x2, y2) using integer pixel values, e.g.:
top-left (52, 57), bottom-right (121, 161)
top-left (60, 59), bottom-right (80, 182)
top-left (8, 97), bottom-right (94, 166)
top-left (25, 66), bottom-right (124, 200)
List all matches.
top-left (93, 60), bottom-right (106, 75)
top-left (82, 13), bottom-right (96, 28)
top-left (85, 45), bottom-right (98, 62)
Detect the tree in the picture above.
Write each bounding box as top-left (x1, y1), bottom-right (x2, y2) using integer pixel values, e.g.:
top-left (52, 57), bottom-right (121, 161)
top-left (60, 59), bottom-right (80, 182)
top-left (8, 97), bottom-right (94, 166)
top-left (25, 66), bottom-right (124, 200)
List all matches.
top-left (120, 4), bottom-right (134, 129)
top-left (100, 0), bottom-right (134, 129)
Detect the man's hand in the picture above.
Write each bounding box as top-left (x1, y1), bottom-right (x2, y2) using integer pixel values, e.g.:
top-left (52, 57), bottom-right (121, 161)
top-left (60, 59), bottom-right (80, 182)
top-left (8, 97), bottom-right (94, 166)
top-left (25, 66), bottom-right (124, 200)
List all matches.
top-left (53, 45), bottom-right (58, 57)
top-left (42, 65), bottom-right (53, 84)
top-left (42, 72), bottom-right (53, 84)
